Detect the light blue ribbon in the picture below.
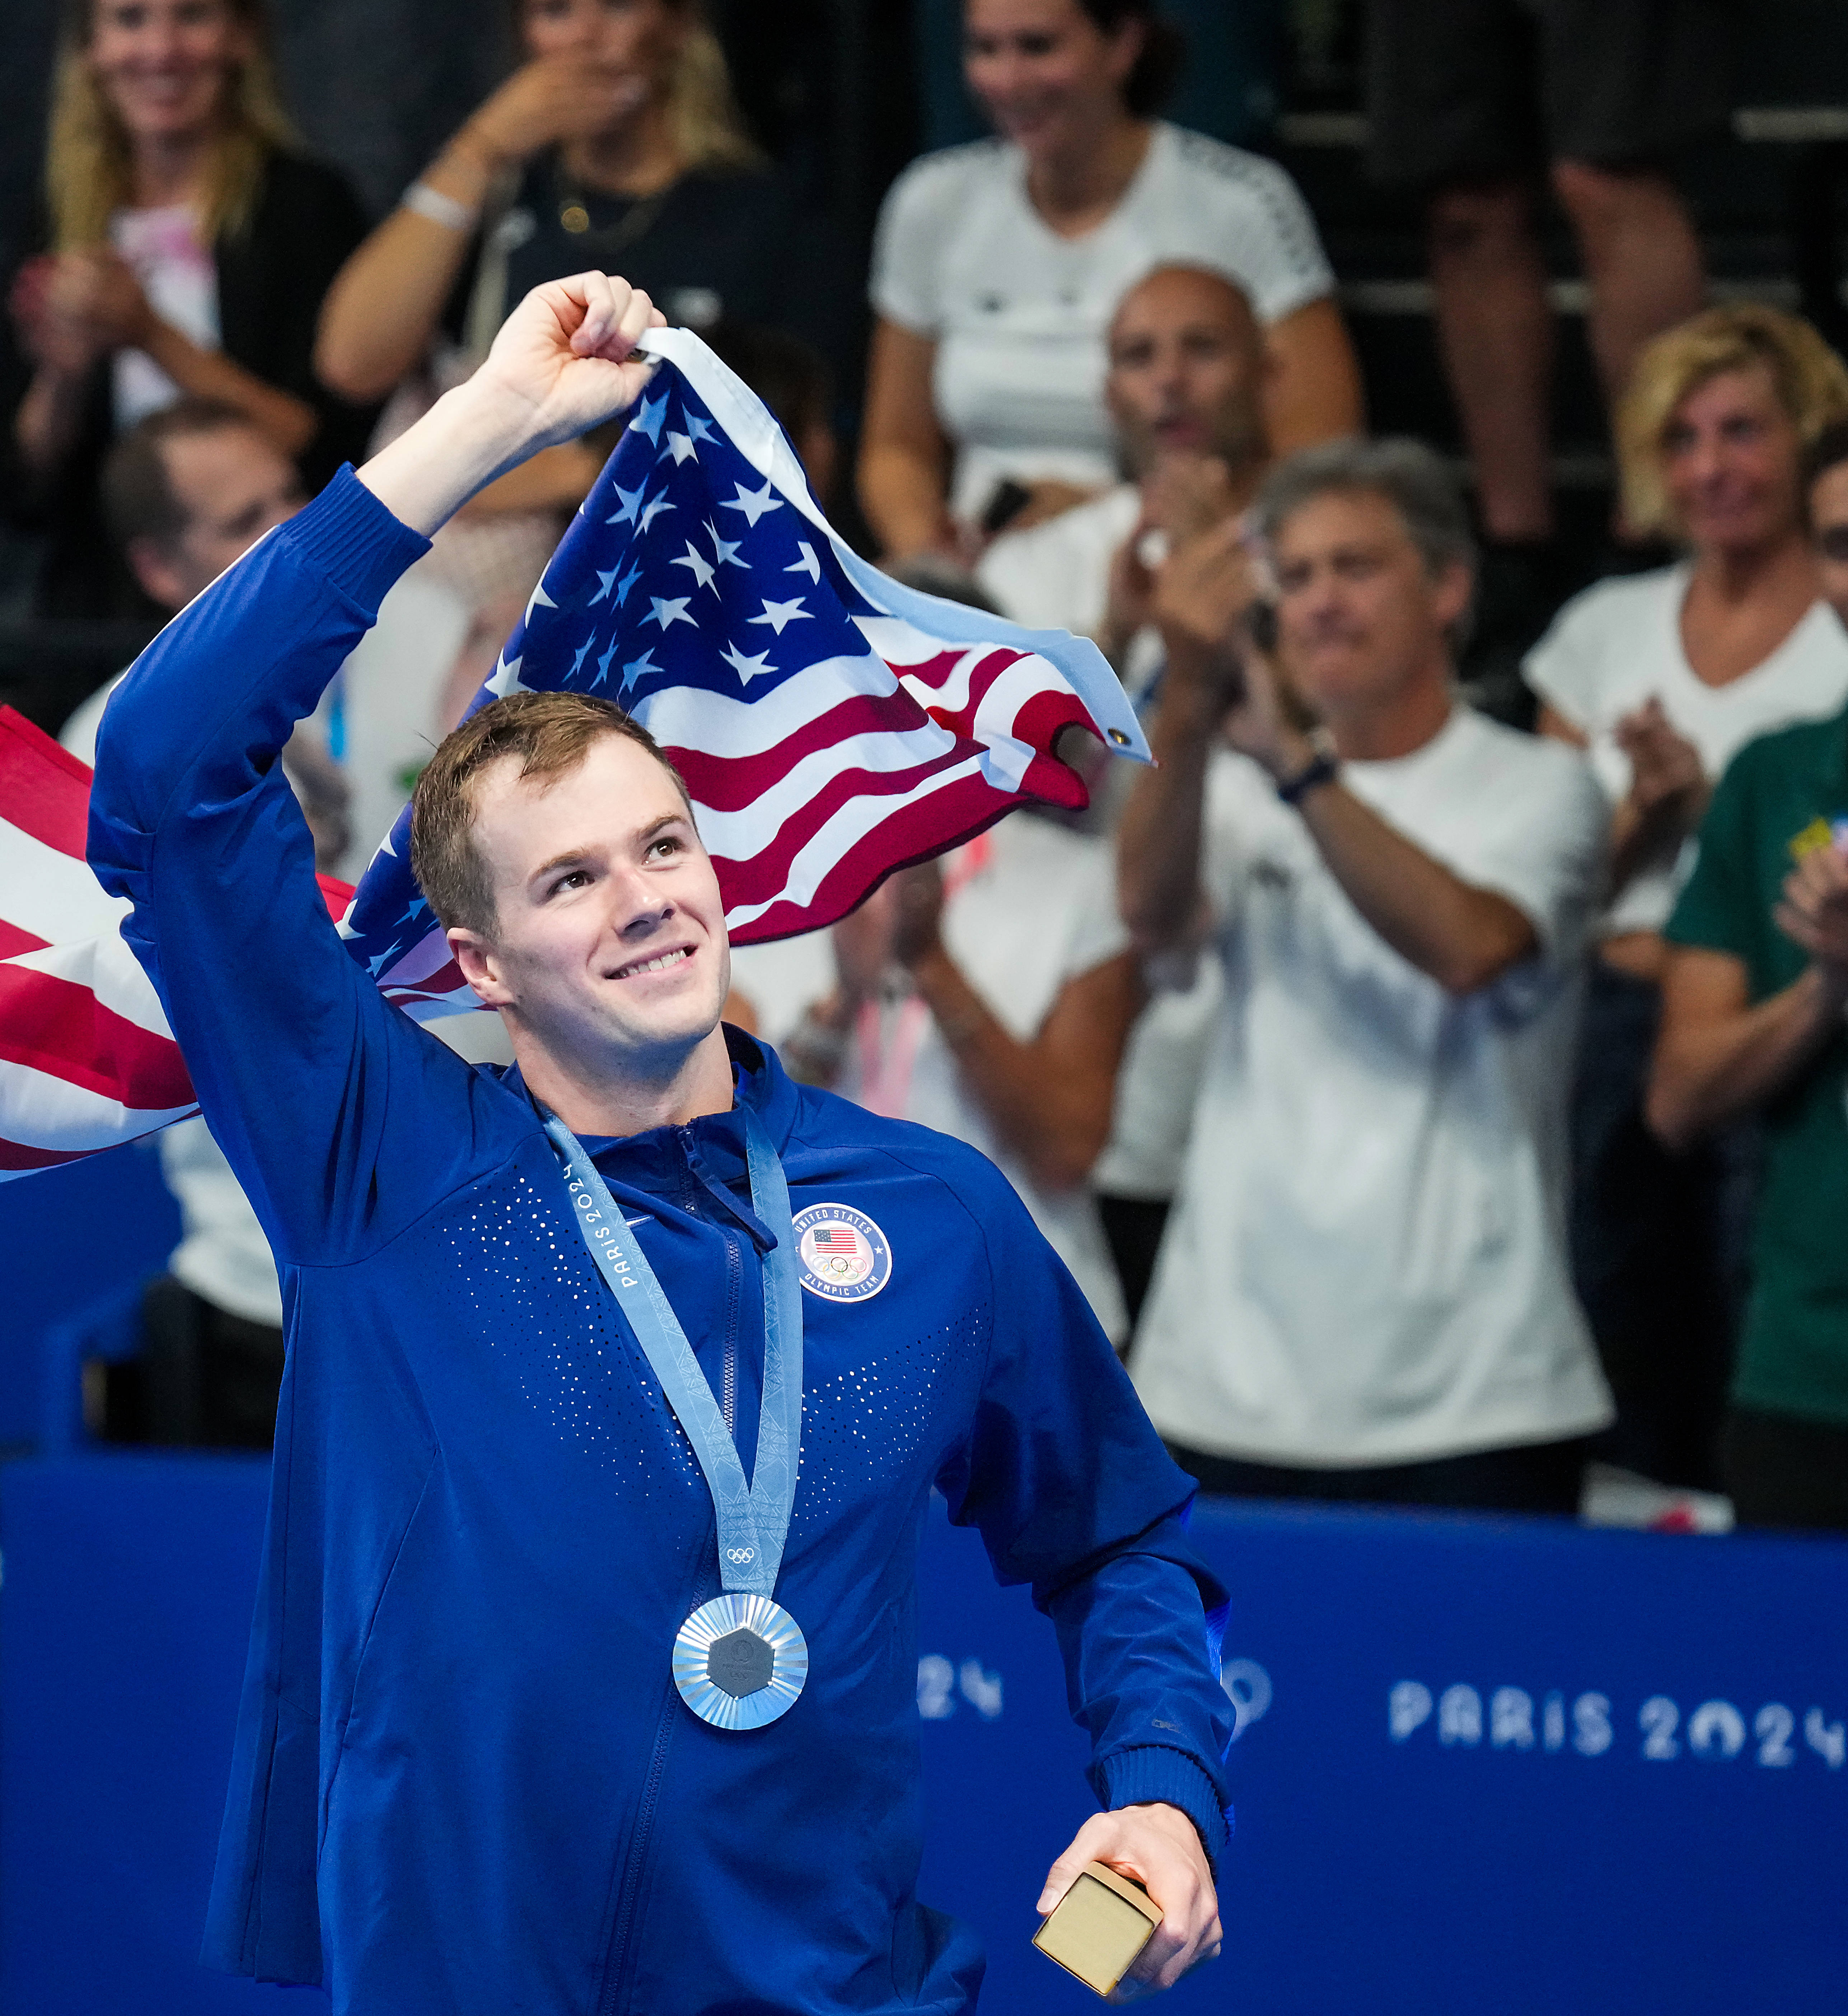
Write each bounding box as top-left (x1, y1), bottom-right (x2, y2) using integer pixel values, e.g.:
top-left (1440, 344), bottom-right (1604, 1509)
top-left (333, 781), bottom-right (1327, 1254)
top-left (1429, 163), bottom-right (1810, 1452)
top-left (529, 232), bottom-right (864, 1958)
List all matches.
top-left (544, 1105), bottom-right (804, 1600)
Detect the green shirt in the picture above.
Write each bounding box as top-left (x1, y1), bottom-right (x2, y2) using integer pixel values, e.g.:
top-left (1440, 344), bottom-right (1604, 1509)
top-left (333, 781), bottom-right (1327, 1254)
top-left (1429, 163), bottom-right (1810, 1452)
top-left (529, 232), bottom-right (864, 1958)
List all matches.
top-left (1665, 704), bottom-right (1848, 1427)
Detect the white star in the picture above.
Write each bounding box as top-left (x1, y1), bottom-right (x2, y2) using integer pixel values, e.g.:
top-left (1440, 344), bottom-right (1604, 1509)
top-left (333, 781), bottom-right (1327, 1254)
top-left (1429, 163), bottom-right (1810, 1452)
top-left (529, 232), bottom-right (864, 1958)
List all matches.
top-left (686, 414), bottom-right (717, 443)
top-left (670, 540), bottom-right (717, 592)
top-left (620, 646), bottom-right (660, 694)
top-left (524, 579), bottom-right (557, 625)
top-left (645, 595), bottom-right (697, 632)
top-left (605, 479), bottom-right (647, 526)
top-left (588, 567), bottom-right (622, 606)
top-left (661, 430), bottom-right (698, 465)
top-left (631, 389), bottom-right (669, 443)
top-left (720, 479), bottom-right (783, 527)
top-left (748, 595), bottom-right (812, 635)
top-left (595, 635), bottom-right (621, 685)
top-left (705, 519), bottom-right (749, 571)
top-left (486, 652), bottom-right (526, 698)
top-left (786, 540), bottom-right (821, 584)
top-left (721, 640), bottom-right (775, 685)
top-left (614, 558), bottom-right (644, 606)
top-left (570, 636), bottom-right (595, 676)
top-left (638, 491), bottom-right (676, 534)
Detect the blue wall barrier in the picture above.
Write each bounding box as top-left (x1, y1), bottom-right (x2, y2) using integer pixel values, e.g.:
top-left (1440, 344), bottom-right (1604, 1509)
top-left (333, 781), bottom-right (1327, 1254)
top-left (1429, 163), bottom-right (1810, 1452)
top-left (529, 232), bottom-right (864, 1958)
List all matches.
top-left (0, 1142), bottom-right (179, 1450)
top-left (4, 1456), bottom-right (1846, 2013)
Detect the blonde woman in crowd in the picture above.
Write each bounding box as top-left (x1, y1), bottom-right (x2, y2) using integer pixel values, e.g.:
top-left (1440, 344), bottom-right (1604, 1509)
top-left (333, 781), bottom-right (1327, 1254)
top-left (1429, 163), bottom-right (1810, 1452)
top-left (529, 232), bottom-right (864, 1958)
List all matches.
top-left (4, 0), bottom-right (374, 617)
top-left (316, 0), bottom-right (795, 472)
top-left (1526, 304), bottom-right (1848, 1492)
top-left (314, 0), bottom-right (817, 702)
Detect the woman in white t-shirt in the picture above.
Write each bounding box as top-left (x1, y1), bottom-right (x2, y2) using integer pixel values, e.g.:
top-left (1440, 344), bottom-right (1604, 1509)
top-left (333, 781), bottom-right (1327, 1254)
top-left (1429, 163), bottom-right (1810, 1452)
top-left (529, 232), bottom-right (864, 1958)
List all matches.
top-left (857, 0), bottom-right (1360, 560)
top-left (1525, 303), bottom-right (1848, 1489)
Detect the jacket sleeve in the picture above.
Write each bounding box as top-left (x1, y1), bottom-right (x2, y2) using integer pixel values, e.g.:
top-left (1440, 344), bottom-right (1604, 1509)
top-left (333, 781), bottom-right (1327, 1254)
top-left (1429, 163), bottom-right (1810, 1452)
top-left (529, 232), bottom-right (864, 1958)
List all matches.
top-left (86, 467), bottom-right (491, 1267)
top-left (931, 1153), bottom-right (1234, 1867)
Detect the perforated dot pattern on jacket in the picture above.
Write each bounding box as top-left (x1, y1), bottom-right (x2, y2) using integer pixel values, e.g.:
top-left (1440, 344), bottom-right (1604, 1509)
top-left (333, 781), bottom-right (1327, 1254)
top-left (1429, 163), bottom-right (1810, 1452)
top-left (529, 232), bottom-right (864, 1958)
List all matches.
top-left (790, 1306), bottom-right (986, 1530)
top-left (431, 1170), bottom-right (702, 1495)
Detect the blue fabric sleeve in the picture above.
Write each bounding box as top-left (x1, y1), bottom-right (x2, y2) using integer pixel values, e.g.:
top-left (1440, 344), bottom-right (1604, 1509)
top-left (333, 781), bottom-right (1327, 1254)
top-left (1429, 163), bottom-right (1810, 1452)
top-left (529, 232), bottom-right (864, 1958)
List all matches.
top-left (86, 468), bottom-right (492, 1266)
top-left (929, 1153), bottom-right (1234, 1868)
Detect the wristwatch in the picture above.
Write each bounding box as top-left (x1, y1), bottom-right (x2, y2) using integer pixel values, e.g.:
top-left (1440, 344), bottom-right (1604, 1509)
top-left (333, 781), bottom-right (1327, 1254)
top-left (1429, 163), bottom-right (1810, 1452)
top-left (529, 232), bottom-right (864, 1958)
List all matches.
top-left (1276, 748), bottom-right (1340, 807)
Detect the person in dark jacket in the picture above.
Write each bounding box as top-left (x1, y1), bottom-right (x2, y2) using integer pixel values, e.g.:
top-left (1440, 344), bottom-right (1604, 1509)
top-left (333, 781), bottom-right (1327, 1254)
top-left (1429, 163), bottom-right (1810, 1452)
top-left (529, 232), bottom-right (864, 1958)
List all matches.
top-left (4, 0), bottom-right (376, 617)
top-left (89, 268), bottom-right (1231, 2013)
top-left (314, 0), bottom-right (835, 529)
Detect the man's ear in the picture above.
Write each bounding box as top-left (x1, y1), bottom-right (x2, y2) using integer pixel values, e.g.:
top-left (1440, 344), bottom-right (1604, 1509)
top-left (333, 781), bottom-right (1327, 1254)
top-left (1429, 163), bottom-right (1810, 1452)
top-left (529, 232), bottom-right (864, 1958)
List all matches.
top-left (1432, 560), bottom-right (1474, 637)
top-left (450, 927), bottom-right (513, 1009)
top-left (125, 536), bottom-right (189, 613)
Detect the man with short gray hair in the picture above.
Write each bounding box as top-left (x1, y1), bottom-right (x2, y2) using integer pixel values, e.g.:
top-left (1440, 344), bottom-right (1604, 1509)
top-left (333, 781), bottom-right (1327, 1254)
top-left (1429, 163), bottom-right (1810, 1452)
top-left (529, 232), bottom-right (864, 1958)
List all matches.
top-left (1119, 438), bottom-right (1615, 1510)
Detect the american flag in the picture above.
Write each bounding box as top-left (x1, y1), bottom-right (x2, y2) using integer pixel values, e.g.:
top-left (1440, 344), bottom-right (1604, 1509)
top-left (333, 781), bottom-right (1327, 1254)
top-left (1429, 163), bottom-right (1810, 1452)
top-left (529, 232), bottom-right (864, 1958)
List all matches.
top-left (810, 1226), bottom-right (861, 1254)
top-left (339, 327), bottom-right (1147, 1020)
top-left (0, 327), bottom-right (1146, 1173)
top-left (0, 708), bottom-right (353, 1179)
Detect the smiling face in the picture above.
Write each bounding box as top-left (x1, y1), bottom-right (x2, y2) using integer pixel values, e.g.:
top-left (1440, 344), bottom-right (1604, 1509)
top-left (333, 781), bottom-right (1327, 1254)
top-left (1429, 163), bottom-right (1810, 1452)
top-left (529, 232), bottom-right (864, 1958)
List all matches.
top-left (1105, 266), bottom-right (1268, 476)
top-left (962, 0), bottom-right (1139, 160)
top-left (1269, 487), bottom-right (1470, 721)
top-left (86, 0), bottom-right (250, 151)
top-left (1660, 363), bottom-right (1805, 557)
top-left (449, 733), bottom-right (731, 1081)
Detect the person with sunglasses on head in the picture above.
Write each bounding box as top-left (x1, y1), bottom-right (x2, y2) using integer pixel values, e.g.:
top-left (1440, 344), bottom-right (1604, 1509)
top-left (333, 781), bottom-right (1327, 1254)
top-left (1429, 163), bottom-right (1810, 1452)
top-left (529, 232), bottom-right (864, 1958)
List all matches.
top-left (1646, 421), bottom-right (1848, 1533)
top-left (1525, 306), bottom-right (1848, 1494)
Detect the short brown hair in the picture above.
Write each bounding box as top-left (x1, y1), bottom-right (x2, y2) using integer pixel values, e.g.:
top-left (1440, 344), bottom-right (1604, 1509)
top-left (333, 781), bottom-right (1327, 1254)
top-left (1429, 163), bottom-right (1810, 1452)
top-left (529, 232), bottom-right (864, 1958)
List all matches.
top-left (100, 397), bottom-right (261, 553)
top-left (1616, 305), bottom-right (1848, 537)
top-left (410, 691), bottom-right (690, 940)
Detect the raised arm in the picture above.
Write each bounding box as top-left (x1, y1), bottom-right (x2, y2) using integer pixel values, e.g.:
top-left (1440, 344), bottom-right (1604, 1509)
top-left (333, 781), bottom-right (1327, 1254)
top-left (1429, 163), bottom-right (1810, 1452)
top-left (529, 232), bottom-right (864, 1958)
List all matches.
top-left (1262, 297), bottom-right (1366, 456)
top-left (315, 60), bottom-right (633, 403)
top-left (1115, 522), bottom-right (1255, 953)
top-left (856, 317), bottom-right (957, 561)
top-left (89, 272), bottom-right (662, 1259)
top-left (796, 862), bottom-right (1145, 1190)
top-left (1648, 842), bottom-right (1848, 1147)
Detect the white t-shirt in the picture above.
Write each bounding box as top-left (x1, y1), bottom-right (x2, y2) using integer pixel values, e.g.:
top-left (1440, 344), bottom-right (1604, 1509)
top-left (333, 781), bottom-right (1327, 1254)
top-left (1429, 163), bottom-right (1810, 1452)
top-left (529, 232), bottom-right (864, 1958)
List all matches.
top-left (872, 123), bottom-right (1333, 520)
top-left (1132, 708), bottom-right (1616, 1467)
top-left (832, 817), bottom-right (1132, 1342)
top-left (110, 202), bottom-right (219, 431)
top-left (1524, 564), bottom-right (1848, 937)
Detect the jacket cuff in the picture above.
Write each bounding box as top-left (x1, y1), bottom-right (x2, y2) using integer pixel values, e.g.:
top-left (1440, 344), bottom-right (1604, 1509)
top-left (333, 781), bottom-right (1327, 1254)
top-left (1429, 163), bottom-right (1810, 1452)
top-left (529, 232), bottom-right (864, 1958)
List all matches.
top-left (281, 465), bottom-right (431, 617)
top-left (1097, 1745), bottom-right (1230, 1874)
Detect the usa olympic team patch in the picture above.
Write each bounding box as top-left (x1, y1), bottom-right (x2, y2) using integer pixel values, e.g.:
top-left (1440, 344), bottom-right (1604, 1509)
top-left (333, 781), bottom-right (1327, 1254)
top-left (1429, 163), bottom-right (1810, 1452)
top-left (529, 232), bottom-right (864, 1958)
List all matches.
top-left (792, 1203), bottom-right (892, 1302)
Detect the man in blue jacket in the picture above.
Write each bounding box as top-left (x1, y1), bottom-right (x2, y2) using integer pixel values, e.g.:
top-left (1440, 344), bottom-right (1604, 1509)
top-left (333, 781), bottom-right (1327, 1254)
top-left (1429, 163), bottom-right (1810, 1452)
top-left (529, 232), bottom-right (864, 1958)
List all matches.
top-left (89, 271), bottom-right (1232, 2016)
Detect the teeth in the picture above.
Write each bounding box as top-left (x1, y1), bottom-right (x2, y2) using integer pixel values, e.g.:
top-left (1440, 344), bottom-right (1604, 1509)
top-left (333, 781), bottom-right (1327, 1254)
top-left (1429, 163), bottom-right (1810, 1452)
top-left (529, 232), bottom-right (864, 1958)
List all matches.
top-left (616, 947), bottom-right (690, 980)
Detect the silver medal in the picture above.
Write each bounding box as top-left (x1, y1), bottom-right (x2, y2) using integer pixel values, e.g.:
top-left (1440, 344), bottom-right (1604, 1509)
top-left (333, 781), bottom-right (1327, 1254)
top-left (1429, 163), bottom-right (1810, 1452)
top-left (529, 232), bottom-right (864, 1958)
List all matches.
top-left (673, 1592), bottom-right (808, 1730)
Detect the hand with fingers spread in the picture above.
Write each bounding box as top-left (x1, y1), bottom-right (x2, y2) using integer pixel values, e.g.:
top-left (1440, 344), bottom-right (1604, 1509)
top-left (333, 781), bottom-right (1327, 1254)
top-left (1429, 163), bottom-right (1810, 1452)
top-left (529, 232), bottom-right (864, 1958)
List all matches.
top-left (1774, 838), bottom-right (1848, 993)
top-left (1151, 517), bottom-right (1260, 708)
top-left (1038, 1802), bottom-right (1221, 2001)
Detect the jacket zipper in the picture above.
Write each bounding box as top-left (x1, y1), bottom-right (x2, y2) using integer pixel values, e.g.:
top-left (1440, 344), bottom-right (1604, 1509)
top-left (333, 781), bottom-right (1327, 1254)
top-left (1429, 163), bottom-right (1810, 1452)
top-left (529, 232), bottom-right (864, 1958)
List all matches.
top-left (599, 1690), bottom-right (676, 2016)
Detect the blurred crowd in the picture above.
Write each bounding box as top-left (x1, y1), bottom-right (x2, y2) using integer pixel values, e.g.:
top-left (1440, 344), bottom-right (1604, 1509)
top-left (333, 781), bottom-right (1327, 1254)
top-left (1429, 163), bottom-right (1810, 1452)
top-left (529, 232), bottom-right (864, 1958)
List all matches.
top-left (8, 0), bottom-right (1848, 1534)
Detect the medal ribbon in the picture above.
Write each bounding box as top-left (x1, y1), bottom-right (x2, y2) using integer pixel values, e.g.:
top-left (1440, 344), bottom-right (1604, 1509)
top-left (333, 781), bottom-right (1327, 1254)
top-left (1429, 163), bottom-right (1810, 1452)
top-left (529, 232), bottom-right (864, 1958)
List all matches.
top-left (545, 1105), bottom-right (804, 1601)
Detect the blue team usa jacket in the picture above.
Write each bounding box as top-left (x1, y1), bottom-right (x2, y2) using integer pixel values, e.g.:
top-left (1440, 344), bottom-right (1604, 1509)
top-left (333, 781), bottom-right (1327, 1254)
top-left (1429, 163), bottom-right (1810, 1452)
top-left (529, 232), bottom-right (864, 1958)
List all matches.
top-left (88, 470), bottom-right (1234, 2016)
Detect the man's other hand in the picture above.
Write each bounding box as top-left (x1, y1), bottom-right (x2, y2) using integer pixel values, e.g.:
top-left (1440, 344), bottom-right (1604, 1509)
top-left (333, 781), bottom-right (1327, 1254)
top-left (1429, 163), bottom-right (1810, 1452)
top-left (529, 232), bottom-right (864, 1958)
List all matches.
top-left (1774, 839), bottom-right (1848, 987)
top-left (1038, 1802), bottom-right (1221, 2001)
